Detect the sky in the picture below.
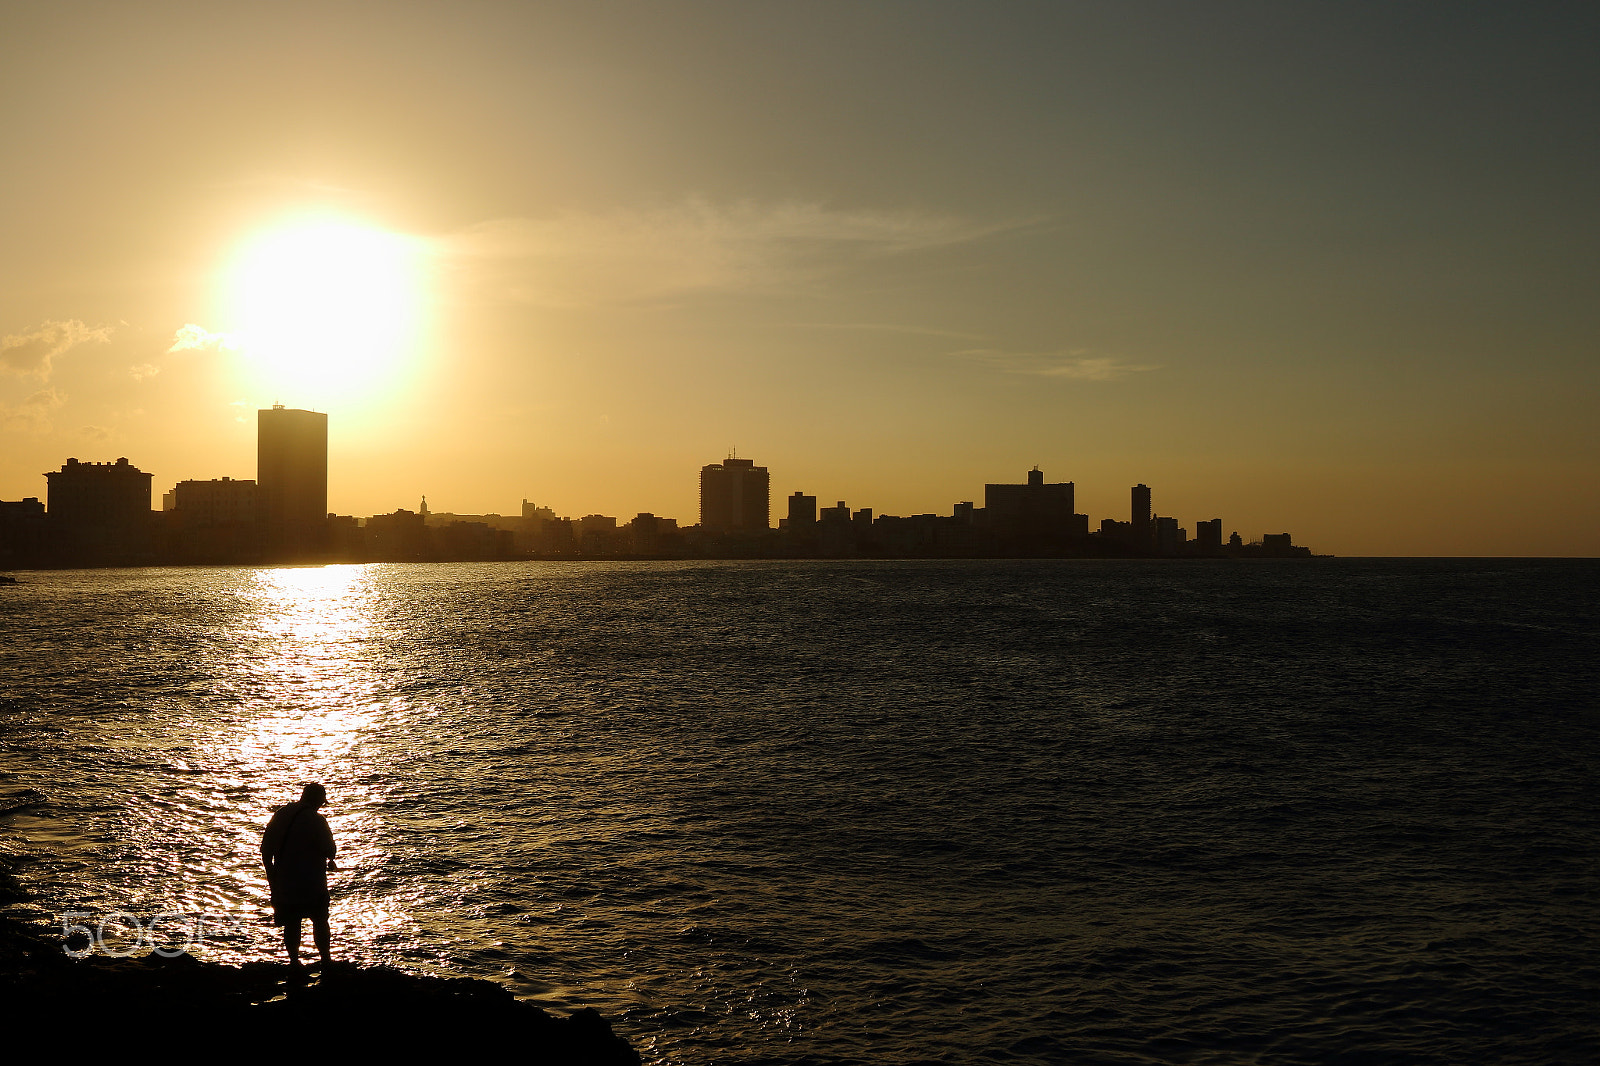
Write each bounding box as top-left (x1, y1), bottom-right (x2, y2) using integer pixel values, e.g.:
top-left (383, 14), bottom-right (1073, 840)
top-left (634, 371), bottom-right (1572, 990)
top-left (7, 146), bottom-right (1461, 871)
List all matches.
top-left (1, 1), bottom-right (1595, 556)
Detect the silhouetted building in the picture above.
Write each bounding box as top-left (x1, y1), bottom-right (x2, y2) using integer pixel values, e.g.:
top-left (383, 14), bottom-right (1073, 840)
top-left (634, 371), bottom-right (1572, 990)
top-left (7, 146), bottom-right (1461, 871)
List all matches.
top-left (521, 500), bottom-right (557, 525)
top-left (1132, 484), bottom-right (1152, 545)
top-left (161, 477), bottom-right (261, 563)
top-left (787, 492), bottom-right (816, 527)
top-left (258, 406), bottom-right (328, 560)
top-left (819, 501), bottom-right (850, 524)
top-left (0, 497), bottom-right (48, 567)
top-left (1196, 518), bottom-right (1223, 552)
top-left (364, 508), bottom-right (429, 560)
top-left (628, 513), bottom-right (680, 554)
top-left (985, 468), bottom-right (1087, 544)
top-left (171, 477), bottom-right (258, 526)
top-left (45, 457), bottom-right (153, 563)
top-left (47, 457), bottom-right (152, 529)
top-left (1155, 515), bottom-right (1183, 554)
top-left (699, 457), bottom-right (769, 532)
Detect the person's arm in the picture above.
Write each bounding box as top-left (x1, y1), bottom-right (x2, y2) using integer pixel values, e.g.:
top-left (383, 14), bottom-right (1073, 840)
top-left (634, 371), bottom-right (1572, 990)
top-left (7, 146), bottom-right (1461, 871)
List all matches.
top-left (320, 815), bottom-right (339, 871)
top-left (261, 811), bottom-right (282, 878)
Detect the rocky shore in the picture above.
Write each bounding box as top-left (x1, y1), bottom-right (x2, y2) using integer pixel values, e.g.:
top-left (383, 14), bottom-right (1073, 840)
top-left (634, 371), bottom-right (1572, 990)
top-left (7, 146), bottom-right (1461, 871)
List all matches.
top-left (0, 855), bottom-right (640, 1060)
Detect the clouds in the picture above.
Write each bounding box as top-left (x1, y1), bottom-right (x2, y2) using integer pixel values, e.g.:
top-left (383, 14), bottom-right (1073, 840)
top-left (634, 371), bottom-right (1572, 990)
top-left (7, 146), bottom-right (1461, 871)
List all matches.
top-left (167, 323), bottom-right (237, 353)
top-left (1, 386), bottom-right (67, 434)
top-left (957, 348), bottom-right (1162, 381)
top-left (1, 320), bottom-right (113, 378)
top-left (439, 200), bottom-right (1013, 307)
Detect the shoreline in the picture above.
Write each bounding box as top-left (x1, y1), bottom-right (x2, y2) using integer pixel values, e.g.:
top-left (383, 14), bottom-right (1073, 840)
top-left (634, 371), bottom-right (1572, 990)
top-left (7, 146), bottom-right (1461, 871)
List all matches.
top-left (0, 852), bottom-right (640, 1058)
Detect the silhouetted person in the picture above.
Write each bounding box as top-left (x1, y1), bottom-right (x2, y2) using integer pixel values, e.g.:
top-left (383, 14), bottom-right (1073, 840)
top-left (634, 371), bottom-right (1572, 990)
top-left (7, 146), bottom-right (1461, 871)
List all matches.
top-left (261, 782), bottom-right (339, 967)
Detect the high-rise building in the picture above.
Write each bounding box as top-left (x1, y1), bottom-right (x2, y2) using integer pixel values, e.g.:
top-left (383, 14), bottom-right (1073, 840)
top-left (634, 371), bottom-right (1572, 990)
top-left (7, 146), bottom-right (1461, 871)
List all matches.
top-left (1155, 515), bottom-right (1184, 554)
top-left (46, 457), bottom-right (152, 528)
top-left (985, 467), bottom-right (1086, 539)
top-left (1131, 484), bottom-right (1152, 543)
top-left (787, 492), bottom-right (817, 527)
top-left (699, 457), bottom-right (769, 532)
top-left (44, 457), bottom-right (153, 563)
top-left (258, 405), bottom-right (328, 559)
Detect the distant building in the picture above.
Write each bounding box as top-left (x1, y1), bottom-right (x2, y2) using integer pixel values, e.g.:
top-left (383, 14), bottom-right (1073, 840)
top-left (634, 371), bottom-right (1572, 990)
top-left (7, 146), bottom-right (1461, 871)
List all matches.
top-left (628, 512), bottom-right (680, 554)
top-left (364, 508), bottom-right (428, 560)
top-left (1131, 484), bottom-right (1152, 544)
top-left (44, 457), bottom-right (154, 564)
top-left (819, 500), bottom-right (851, 524)
top-left (258, 406), bottom-right (327, 560)
top-left (161, 477), bottom-right (261, 563)
top-left (170, 477), bottom-right (257, 527)
top-left (985, 468), bottom-right (1087, 541)
top-left (46, 457), bottom-right (152, 529)
top-left (0, 497), bottom-right (48, 567)
top-left (699, 456), bottom-right (769, 532)
top-left (787, 492), bottom-right (816, 527)
top-left (521, 500), bottom-right (557, 524)
top-left (1196, 518), bottom-right (1223, 552)
top-left (1155, 516), bottom-right (1183, 554)
top-left (0, 498), bottom-right (44, 521)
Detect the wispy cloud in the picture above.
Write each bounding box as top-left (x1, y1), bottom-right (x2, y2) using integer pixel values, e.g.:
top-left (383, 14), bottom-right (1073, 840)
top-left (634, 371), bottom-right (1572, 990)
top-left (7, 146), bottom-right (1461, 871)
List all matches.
top-left (129, 363), bottom-right (160, 381)
top-left (781, 321), bottom-right (989, 341)
top-left (439, 200), bottom-right (1016, 307)
top-left (1, 386), bottom-right (67, 434)
top-left (167, 324), bottom-right (238, 353)
top-left (957, 348), bottom-right (1162, 381)
top-left (1, 320), bottom-right (113, 379)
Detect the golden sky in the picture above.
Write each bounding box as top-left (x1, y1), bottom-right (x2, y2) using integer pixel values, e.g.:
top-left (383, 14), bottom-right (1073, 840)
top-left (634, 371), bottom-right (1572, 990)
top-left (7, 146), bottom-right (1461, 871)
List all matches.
top-left (2, 3), bottom-right (1595, 555)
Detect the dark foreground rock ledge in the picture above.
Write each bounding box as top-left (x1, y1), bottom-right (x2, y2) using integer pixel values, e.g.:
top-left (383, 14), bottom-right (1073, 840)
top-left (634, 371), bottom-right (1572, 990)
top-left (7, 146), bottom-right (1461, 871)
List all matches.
top-left (0, 866), bottom-right (639, 1060)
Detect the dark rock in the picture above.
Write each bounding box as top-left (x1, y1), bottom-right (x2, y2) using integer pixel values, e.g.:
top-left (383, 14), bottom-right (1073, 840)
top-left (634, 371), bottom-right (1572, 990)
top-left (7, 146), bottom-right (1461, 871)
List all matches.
top-left (0, 857), bottom-right (639, 1063)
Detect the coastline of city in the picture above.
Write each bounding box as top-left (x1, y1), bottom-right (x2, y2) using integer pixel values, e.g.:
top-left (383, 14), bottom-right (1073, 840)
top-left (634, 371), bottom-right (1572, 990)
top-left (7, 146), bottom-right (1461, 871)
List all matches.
top-left (0, 406), bottom-right (1318, 571)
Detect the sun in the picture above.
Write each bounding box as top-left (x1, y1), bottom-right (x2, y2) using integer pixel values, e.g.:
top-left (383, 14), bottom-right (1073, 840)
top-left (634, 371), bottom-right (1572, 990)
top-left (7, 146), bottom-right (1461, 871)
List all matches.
top-left (224, 215), bottom-right (426, 403)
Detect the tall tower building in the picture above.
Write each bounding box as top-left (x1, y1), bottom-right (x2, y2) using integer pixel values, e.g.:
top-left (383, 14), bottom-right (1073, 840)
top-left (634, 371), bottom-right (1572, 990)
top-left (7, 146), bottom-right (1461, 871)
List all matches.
top-left (1131, 484), bottom-right (1152, 544)
top-left (699, 456), bottom-right (769, 532)
top-left (258, 405), bottom-right (328, 559)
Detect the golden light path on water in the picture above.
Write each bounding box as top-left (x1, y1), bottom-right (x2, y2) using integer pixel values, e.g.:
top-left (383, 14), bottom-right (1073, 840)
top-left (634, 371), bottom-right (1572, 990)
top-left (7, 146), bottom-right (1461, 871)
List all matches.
top-left (118, 566), bottom-right (427, 966)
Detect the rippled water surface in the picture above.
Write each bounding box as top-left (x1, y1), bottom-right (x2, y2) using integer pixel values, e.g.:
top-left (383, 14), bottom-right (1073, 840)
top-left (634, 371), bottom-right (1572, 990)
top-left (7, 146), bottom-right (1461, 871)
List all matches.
top-left (1, 559), bottom-right (1596, 1064)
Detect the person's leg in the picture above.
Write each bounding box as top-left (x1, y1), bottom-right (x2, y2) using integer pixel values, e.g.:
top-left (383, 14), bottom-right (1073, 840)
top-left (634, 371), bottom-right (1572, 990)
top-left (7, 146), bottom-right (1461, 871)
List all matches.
top-left (283, 917), bottom-right (303, 965)
top-left (312, 916), bottom-right (332, 964)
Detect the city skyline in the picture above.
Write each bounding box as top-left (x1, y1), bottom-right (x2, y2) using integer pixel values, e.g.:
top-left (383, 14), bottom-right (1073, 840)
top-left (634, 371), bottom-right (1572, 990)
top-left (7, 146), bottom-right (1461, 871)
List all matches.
top-left (1, 407), bottom-right (1314, 566)
top-left (1, 5), bottom-right (1596, 556)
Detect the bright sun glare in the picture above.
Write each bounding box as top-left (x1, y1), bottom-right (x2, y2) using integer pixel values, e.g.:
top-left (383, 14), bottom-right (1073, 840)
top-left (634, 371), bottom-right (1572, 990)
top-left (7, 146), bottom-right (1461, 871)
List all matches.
top-left (225, 216), bottom-right (425, 402)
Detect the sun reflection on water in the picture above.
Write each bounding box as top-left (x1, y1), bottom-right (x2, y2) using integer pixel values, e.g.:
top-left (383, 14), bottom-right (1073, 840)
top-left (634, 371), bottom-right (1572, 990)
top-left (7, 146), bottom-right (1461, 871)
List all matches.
top-left (124, 565), bottom-right (421, 966)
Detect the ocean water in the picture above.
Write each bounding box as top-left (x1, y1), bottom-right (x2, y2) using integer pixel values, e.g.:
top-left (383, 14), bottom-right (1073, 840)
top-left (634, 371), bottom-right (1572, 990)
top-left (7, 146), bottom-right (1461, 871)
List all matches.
top-left (0, 558), bottom-right (1595, 1064)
